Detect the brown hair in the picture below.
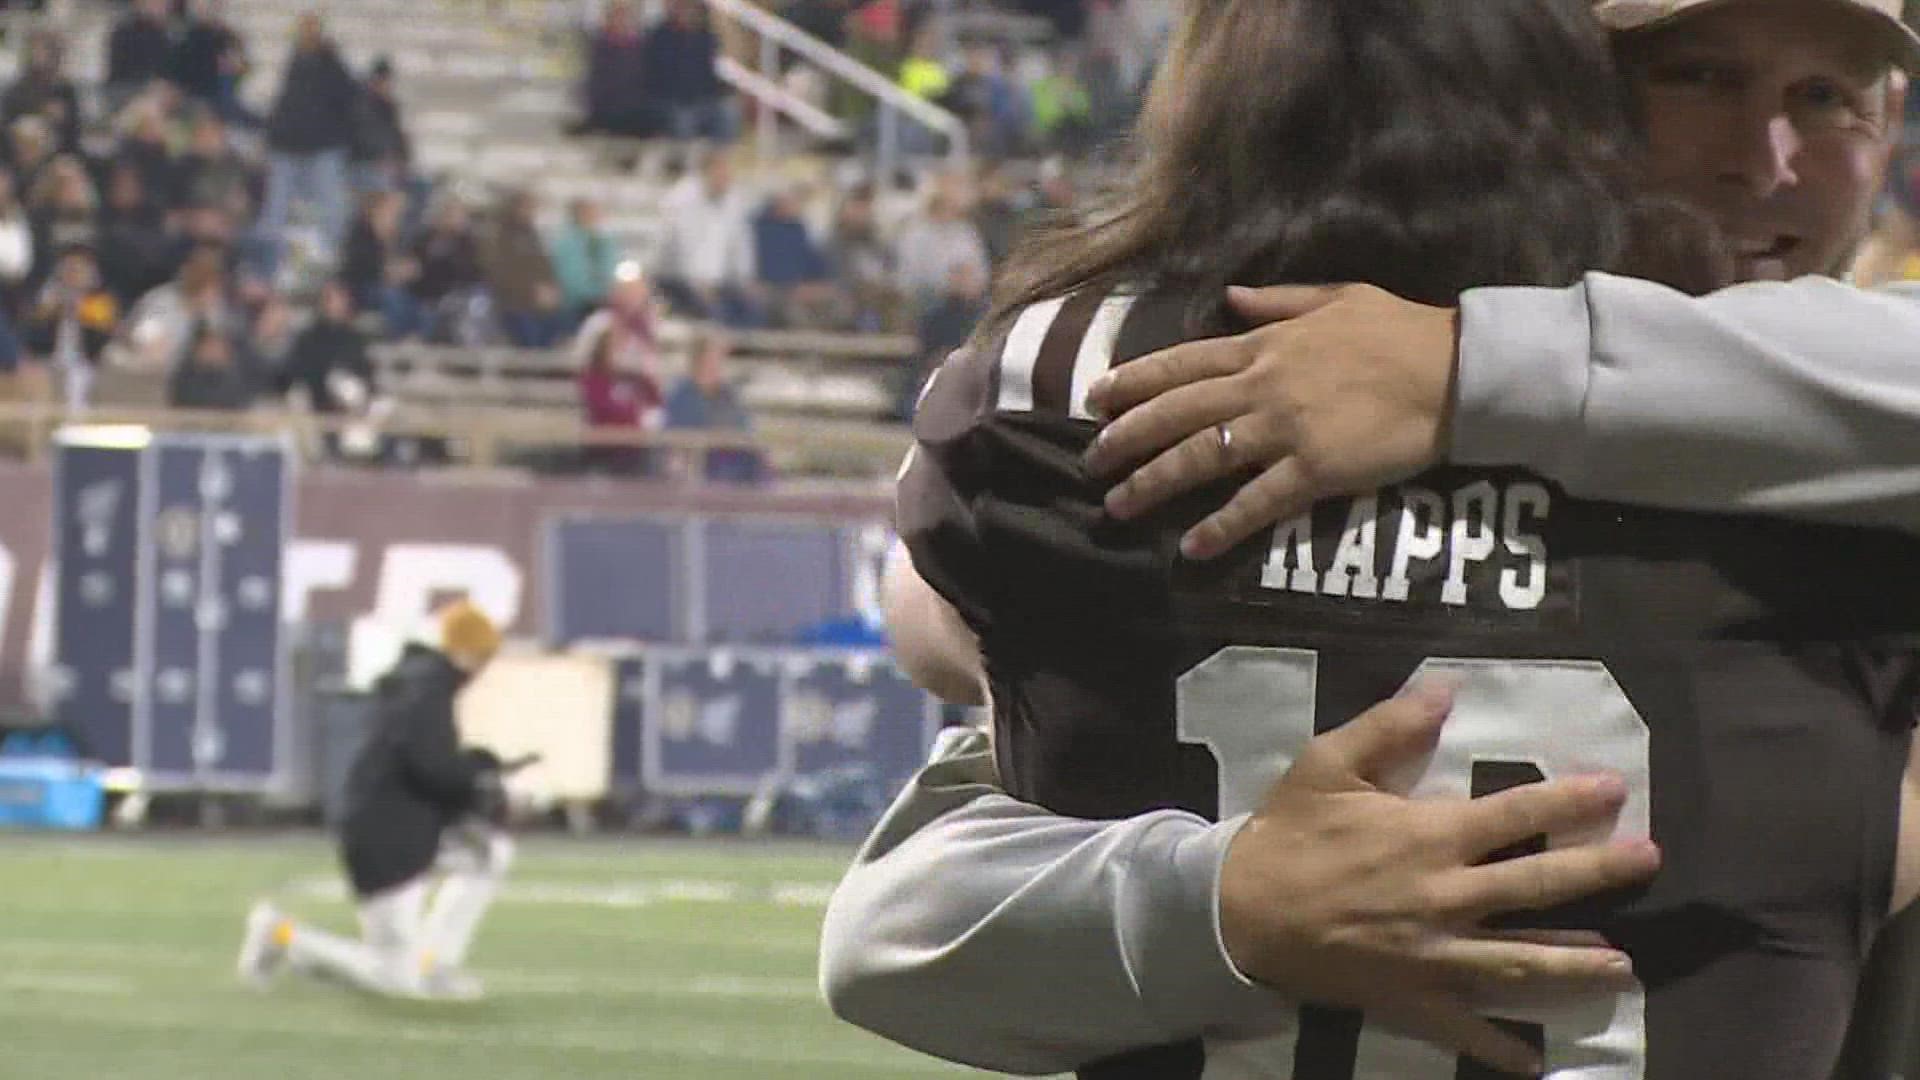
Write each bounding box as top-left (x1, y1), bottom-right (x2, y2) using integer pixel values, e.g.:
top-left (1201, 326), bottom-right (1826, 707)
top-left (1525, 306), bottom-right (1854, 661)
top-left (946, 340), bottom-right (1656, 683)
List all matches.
top-left (989, 0), bottom-right (1728, 336)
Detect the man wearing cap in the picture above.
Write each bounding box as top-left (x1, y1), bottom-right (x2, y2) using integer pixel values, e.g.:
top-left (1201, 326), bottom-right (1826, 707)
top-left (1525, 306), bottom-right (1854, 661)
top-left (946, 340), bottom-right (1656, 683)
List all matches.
top-left (822, 0), bottom-right (1920, 1075)
top-left (236, 601), bottom-right (513, 1001)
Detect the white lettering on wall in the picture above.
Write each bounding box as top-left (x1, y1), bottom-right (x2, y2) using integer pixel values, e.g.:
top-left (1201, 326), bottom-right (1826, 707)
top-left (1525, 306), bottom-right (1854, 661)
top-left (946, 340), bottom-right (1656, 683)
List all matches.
top-left (283, 539), bottom-right (358, 624)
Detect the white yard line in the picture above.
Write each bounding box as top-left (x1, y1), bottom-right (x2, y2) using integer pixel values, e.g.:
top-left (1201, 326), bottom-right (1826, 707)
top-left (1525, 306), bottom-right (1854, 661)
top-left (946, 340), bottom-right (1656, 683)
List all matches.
top-left (0, 937), bottom-right (826, 997)
top-left (493, 971), bottom-right (818, 1000)
top-left (282, 875), bottom-right (838, 909)
top-left (0, 939), bottom-right (207, 966)
top-left (0, 971), bottom-right (137, 995)
top-left (0, 995), bottom-right (971, 1074)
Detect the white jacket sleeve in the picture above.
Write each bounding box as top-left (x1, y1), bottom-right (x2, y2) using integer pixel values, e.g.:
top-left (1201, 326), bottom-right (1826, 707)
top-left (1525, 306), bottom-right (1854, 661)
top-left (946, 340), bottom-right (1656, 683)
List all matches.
top-left (819, 729), bottom-right (1282, 1076)
top-left (1454, 273), bottom-right (1920, 532)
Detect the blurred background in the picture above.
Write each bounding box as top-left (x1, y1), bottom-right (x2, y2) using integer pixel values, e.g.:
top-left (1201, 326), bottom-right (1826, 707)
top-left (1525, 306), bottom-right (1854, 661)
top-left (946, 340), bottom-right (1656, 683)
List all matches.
top-left (0, 0), bottom-right (1914, 1077)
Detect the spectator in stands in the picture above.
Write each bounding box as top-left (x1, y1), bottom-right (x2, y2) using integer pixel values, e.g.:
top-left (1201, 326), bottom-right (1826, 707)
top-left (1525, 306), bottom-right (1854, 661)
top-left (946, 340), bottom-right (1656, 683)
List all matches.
top-left (902, 258), bottom-right (984, 417)
top-left (261, 13), bottom-right (358, 260)
top-left (123, 243), bottom-right (233, 372)
top-left (1026, 51), bottom-right (1095, 155)
top-left (1032, 155), bottom-right (1077, 216)
top-left (665, 328), bottom-right (763, 482)
top-left (1018, 0), bottom-right (1086, 41)
top-left (106, 0), bottom-right (177, 116)
top-left (897, 25), bottom-right (949, 106)
top-left (0, 295), bottom-right (24, 403)
top-left (179, 195), bottom-right (273, 288)
top-left (24, 244), bottom-right (118, 409)
top-left (481, 189), bottom-right (568, 349)
top-left (246, 290), bottom-right (297, 379)
top-left (350, 57), bottom-right (413, 197)
top-left (753, 185), bottom-right (844, 329)
top-left (6, 116), bottom-right (53, 196)
top-left (573, 261), bottom-right (663, 376)
top-left (642, 0), bottom-right (735, 142)
top-left (172, 110), bottom-right (251, 212)
top-left (280, 279), bottom-right (375, 416)
top-left (168, 319), bottom-right (256, 411)
top-left (578, 301), bottom-right (662, 476)
top-left (550, 197), bottom-right (621, 323)
top-left (839, 0), bottom-right (903, 125)
top-left (29, 156), bottom-right (100, 272)
top-left (942, 45), bottom-right (1025, 158)
top-left (3, 31), bottom-right (82, 152)
top-left (0, 171), bottom-right (33, 312)
top-left (342, 189), bottom-right (425, 340)
top-left (788, 0), bottom-right (856, 49)
top-left (893, 180), bottom-right (987, 310)
top-left (172, 0), bottom-right (250, 125)
top-left (97, 164), bottom-right (175, 306)
top-left (655, 153), bottom-right (761, 327)
top-left (971, 162), bottom-right (1022, 267)
top-left (113, 102), bottom-right (178, 222)
top-left (827, 182), bottom-right (901, 332)
top-left (582, 0), bottom-right (654, 138)
top-left (410, 195), bottom-right (485, 342)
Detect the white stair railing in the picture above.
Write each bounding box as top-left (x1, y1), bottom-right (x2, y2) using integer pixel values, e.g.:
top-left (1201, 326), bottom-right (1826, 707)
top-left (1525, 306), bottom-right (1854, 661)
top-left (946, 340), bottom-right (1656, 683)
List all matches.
top-left (703, 0), bottom-right (969, 178)
top-left (715, 55), bottom-right (848, 143)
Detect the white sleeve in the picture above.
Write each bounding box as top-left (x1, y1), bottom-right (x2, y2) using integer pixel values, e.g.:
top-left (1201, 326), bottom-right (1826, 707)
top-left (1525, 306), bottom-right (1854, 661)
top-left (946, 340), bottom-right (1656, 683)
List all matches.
top-left (0, 221), bottom-right (33, 281)
top-left (819, 729), bottom-right (1282, 1076)
top-left (1453, 273), bottom-right (1920, 533)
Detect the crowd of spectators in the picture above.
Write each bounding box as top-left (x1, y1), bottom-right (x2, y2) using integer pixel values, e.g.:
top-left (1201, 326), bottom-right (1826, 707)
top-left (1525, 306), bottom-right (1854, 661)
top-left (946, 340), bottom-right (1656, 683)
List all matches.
top-left (0, 0), bottom-right (1122, 483)
top-left (574, 0), bottom-right (1168, 160)
top-left (0, 4), bottom-right (411, 441)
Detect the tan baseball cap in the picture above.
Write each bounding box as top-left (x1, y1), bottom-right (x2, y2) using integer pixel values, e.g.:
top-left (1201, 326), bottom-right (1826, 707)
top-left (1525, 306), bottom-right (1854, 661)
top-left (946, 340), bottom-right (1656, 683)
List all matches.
top-left (1595, 0), bottom-right (1920, 71)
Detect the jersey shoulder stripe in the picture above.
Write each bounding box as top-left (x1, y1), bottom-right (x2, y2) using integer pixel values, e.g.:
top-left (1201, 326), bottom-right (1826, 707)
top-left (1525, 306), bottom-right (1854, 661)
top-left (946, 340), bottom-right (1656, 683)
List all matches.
top-left (992, 288), bottom-right (1141, 418)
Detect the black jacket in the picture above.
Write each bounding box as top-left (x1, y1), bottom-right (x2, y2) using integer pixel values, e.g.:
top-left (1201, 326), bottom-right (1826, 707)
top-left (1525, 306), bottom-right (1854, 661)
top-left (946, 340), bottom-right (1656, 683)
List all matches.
top-left (339, 645), bottom-right (497, 897)
top-left (350, 86), bottom-right (411, 166)
top-left (108, 15), bottom-right (174, 89)
top-left (640, 24), bottom-right (723, 106)
top-left (171, 19), bottom-right (240, 103)
top-left (277, 318), bottom-right (373, 413)
top-left (267, 45), bottom-right (358, 155)
top-left (169, 358), bottom-right (257, 411)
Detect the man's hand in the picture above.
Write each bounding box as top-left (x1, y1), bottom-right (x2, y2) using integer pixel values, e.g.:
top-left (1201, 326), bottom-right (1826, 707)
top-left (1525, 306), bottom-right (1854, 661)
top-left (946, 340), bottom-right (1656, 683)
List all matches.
top-left (1223, 684), bottom-right (1657, 1077)
top-left (470, 769), bottom-right (510, 826)
top-left (1083, 284), bottom-right (1459, 559)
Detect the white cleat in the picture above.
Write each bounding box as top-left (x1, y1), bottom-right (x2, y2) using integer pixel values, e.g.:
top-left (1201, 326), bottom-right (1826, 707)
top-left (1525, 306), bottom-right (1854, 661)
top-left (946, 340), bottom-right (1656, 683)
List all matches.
top-left (412, 966), bottom-right (486, 1002)
top-left (236, 902), bottom-right (288, 988)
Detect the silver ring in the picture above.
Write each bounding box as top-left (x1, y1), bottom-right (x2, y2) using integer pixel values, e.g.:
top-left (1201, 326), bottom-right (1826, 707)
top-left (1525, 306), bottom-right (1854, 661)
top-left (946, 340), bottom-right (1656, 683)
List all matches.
top-left (1215, 422), bottom-right (1234, 460)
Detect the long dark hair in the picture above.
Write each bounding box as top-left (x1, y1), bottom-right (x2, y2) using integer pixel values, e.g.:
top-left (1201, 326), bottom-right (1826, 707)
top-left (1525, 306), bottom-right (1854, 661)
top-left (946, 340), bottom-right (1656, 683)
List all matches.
top-left (989, 0), bottom-right (1727, 332)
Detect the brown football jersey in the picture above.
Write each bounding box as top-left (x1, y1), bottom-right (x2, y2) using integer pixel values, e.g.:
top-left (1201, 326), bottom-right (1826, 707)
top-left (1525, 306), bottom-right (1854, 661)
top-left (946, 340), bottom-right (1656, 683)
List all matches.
top-left (897, 287), bottom-right (1920, 1080)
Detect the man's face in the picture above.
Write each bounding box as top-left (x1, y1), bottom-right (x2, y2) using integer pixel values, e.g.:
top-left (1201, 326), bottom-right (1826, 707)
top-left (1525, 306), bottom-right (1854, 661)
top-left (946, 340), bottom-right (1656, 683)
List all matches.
top-left (1625, 0), bottom-right (1901, 281)
top-left (193, 119), bottom-right (226, 155)
top-left (59, 254), bottom-right (95, 291)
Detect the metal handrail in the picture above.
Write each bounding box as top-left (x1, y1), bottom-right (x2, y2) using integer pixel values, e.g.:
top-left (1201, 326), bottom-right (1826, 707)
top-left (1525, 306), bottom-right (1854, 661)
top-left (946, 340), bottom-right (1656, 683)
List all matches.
top-left (702, 0), bottom-right (969, 175)
top-left (715, 55), bottom-right (848, 141)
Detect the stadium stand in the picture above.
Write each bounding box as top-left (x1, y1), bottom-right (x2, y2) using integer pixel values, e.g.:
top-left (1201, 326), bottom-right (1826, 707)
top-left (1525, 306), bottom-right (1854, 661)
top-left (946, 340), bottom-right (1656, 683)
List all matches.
top-left (0, 0), bottom-right (1140, 483)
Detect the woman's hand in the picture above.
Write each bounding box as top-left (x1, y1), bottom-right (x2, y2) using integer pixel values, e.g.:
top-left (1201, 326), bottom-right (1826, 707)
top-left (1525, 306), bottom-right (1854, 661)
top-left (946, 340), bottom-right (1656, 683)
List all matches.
top-left (1083, 285), bottom-right (1460, 559)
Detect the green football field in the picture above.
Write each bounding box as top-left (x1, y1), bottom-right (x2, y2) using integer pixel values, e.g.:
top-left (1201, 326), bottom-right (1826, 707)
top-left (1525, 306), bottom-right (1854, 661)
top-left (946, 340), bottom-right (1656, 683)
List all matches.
top-left (0, 834), bottom-right (1001, 1080)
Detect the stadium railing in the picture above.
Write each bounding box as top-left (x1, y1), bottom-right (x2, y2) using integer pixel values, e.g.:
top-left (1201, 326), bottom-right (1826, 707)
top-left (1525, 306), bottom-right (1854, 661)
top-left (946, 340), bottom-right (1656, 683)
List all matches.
top-left (0, 400), bottom-right (911, 478)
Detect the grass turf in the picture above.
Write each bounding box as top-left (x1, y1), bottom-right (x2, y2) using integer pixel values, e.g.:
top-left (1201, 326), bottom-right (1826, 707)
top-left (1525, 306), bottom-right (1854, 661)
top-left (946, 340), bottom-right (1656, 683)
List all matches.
top-left (0, 833), bottom-right (996, 1080)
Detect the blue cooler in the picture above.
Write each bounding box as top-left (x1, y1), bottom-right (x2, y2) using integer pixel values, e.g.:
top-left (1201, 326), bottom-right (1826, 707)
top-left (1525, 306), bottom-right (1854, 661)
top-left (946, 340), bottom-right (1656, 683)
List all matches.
top-left (0, 759), bottom-right (106, 831)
